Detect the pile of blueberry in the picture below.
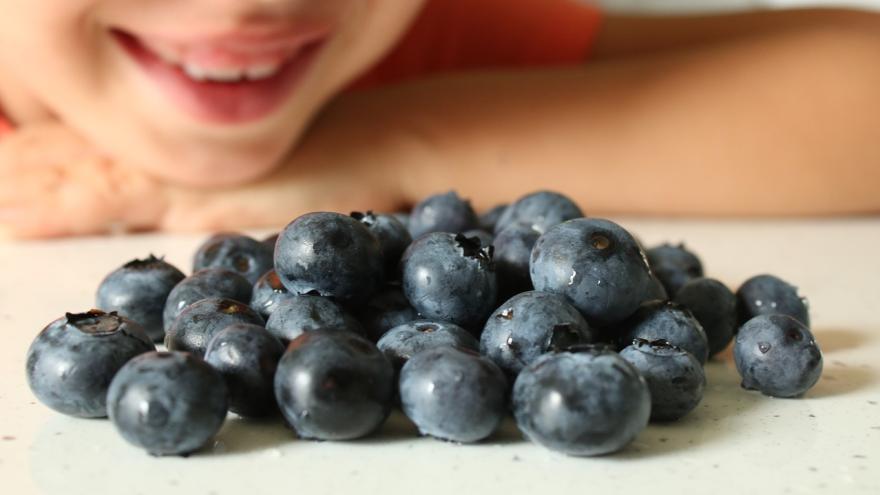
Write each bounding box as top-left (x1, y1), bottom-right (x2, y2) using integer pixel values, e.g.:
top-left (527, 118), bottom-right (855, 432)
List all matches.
top-left (24, 190), bottom-right (823, 457)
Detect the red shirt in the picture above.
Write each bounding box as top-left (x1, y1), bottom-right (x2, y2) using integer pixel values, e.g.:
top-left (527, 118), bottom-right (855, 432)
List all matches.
top-left (0, 0), bottom-right (601, 137)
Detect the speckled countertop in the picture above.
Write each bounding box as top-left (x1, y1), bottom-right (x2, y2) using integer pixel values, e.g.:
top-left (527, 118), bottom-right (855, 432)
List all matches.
top-left (1, 218), bottom-right (878, 495)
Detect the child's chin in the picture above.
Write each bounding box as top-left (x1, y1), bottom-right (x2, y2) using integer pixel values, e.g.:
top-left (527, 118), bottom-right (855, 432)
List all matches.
top-left (146, 153), bottom-right (282, 188)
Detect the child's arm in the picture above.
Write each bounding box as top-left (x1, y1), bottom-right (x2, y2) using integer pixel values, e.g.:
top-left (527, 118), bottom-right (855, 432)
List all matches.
top-left (4, 9), bottom-right (880, 238)
top-left (200, 8), bottom-right (880, 221)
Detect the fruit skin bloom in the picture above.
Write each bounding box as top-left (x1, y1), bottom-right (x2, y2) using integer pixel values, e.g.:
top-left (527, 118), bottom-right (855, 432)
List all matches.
top-left (734, 314), bottom-right (823, 399)
top-left (513, 348), bottom-right (651, 457)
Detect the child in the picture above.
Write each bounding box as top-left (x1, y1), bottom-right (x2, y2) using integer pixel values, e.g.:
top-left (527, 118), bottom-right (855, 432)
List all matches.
top-left (1, 0), bottom-right (878, 238)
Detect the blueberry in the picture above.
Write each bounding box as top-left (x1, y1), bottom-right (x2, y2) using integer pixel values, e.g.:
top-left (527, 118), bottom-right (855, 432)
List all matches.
top-left (734, 315), bottom-right (822, 398)
top-left (265, 294), bottom-right (362, 345)
top-left (193, 233), bottom-right (274, 285)
top-left (107, 351), bottom-right (227, 456)
top-left (165, 298), bottom-right (265, 357)
top-left (25, 310), bottom-right (155, 418)
top-left (512, 347), bottom-right (650, 456)
top-left (399, 346), bottom-right (507, 443)
top-left (675, 277), bottom-right (737, 357)
top-left (401, 233), bottom-right (497, 331)
top-left (357, 287), bottom-right (420, 342)
top-left (377, 320), bottom-right (479, 371)
top-left (163, 268), bottom-right (253, 331)
top-left (646, 243), bottom-right (704, 296)
top-left (350, 211), bottom-right (412, 279)
top-left (530, 218), bottom-right (655, 327)
top-left (619, 339), bottom-right (706, 422)
top-left (274, 331), bottom-right (394, 440)
top-left (408, 191), bottom-right (478, 238)
top-left (493, 223), bottom-right (541, 298)
top-left (480, 291), bottom-right (593, 377)
top-left (618, 300), bottom-right (709, 364)
top-left (262, 232), bottom-right (280, 247)
top-left (478, 203), bottom-right (508, 232)
top-left (390, 211), bottom-right (410, 228)
top-left (204, 324), bottom-right (284, 417)
top-left (275, 212), bottom-right (384, 304)
top-left (250, 269), bottom-right (295, 320)
top-left (494, 190), bottom-right (582, 235)
top-left (646, 274), bottom-right (670, 302)
top-left (460, 229), bottom-right (494, 249)
top-left (96, 255), bottom-right (185, 341)
top-left (737, 274), bottom-right (810, 328)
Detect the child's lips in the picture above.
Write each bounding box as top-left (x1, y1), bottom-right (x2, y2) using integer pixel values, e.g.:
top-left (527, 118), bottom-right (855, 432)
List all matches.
top-left (113, 28), bottom-right (329, 125)
top-left (137, 29), bottom-right (329, 74)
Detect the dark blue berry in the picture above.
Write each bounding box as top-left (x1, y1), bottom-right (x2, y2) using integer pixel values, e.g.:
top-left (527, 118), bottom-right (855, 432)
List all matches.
top-left (250, 269), bottom-right (295, 320)
top-left (25, 310), bottom-right (155, 418)
top-left (275, 212), bottom-right (384, 304)
top-left (530, 218), bottom-right (655, 327)
top-left (162, 268), bottom-right (253, 331)
top-left (377, 320), bottom-right (479, 370)
top-left (107, 351), bottom-right (227, 456)
top-left (96, 255), bottom-right (185, 341)
top-left (193, 233), bottom-right (274, 285)
top-left (390, 212), bottom-right (410, 228)
top-left (351, 211), bottom-right (412, 279)
top-left (460, 229), bottom-right (494, 249)
top-left (646, 274), bottom-right (669, 302)
top-left (262, 232), bottom-right (279, 247)
top-left (512, 347), bottom-right (650, 456)
top-left (618, 300), bottom-right (709, 364)
top-left (646, 243), bottom-right (704, 296)
top-left (493, 223), bottom-right (541, 298)
top-left (408, 191), bottom-right (478, 238)
top-left (494, 190), bottom-right (582, 235)
top-left (265, 294), bottom-right (362, 345)
top-left (737, 274), bottom-right (810, 328)
top-left (675, 277), bottom-right (737, 357)
top-left (399, 346), bottom-right (507, 443)
top-left (478, 203), bottom-right (508, 232)
top-left (165, 298), bottom-right (265, 357)
top-left (204, 324), bottom-right (284, 417)
top-left (274, 331), bottom-right (394, 440)
top-left (619, 339), bottom-right (705, 421)
top-left (357, 287), bottom-right (420, 342)
top-left (480, 291), bottom-right (593, 378)
top-left (734, 315), bottom-right (822, 398)
top-left (401, 233), bottom-right (497, 331)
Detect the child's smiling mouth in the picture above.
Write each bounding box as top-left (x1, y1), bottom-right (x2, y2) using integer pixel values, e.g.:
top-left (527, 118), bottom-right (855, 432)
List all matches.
top-left (112, 26), bottom-right (331, 125)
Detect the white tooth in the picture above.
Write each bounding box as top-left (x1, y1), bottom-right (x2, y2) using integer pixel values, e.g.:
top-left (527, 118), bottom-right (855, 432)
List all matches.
top-left (245, 64), bottom-right (281, 81)
top-left (181, 63), bottom-right (247, 82)
top-left (182, 63), bottom-right (207, 81)
top-left (203, 67), bottom-right (246, 82)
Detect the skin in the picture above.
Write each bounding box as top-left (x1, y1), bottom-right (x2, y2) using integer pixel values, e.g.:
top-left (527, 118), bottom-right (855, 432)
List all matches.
top-left (1, 5), bottom-right (880, 238)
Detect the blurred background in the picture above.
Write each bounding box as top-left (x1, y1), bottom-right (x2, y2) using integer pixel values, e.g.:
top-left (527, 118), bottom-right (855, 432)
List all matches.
top-left (595, 0), bottom-right (880, 11)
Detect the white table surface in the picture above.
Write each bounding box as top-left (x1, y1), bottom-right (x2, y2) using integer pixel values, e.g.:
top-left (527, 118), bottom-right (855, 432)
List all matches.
top-left (1, 218), bottom-right (878, 495)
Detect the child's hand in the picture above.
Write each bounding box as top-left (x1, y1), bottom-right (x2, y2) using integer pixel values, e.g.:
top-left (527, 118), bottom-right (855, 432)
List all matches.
top-left (0, 123), bottom-right (166, 238)
top-left (0, 111), bottom-right (411, 239)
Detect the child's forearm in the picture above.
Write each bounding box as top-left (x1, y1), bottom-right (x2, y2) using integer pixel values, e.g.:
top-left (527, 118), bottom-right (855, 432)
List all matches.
top-left (349, 44), bottom-right (880, 217)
